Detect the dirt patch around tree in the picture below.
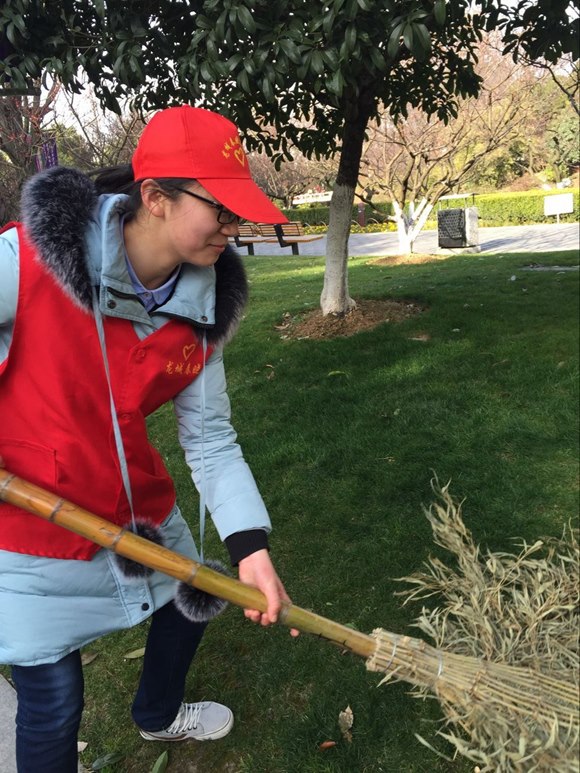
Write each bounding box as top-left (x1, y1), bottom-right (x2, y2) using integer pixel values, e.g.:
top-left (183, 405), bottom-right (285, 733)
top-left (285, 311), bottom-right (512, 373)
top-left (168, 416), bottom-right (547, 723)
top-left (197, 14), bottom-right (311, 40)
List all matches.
top-left (370, 253), bottom-right (448, 267)
top-left (276, 298), bottom-right (426, 341)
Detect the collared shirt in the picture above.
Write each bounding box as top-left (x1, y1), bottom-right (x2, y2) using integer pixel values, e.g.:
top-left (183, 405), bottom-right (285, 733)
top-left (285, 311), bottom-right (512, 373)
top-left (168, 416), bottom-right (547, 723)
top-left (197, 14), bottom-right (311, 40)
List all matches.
top-left (124, 256), bottom-right (181, 312)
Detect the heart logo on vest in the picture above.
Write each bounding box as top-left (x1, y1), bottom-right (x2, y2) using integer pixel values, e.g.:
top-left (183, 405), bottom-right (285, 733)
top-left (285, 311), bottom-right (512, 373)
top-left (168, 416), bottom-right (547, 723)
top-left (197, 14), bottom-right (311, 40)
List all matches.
top-left (183, 344), bottom-right (197, 360)
top-left (234, 148), bottom-right (246, 167)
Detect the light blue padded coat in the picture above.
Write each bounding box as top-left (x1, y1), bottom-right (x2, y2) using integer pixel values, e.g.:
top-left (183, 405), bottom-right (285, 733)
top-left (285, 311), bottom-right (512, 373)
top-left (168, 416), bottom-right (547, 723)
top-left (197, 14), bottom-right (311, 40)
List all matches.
top-left (0, 168), bottom-right (270, 665)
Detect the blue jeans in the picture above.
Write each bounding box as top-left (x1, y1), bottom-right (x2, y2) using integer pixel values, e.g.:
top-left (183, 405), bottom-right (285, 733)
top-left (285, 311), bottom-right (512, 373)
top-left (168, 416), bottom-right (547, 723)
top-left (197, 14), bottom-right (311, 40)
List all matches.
top-left (11, 602), bottom-right (207, 773)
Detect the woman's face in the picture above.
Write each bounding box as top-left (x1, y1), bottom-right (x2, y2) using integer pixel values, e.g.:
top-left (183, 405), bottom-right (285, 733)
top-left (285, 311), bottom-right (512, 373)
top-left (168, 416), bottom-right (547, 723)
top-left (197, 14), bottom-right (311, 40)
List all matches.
top-left (157, 183), bottom-right (240, 269)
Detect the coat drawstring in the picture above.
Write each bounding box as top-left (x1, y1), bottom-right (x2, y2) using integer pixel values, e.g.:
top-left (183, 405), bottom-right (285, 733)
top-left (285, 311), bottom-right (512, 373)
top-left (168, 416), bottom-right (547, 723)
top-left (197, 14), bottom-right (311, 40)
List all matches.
top-left (92, 287), bottom-right (229, 619)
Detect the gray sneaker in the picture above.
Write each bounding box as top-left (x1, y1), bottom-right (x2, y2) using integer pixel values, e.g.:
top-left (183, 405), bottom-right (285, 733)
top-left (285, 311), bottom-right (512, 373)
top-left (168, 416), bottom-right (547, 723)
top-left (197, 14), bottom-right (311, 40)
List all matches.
top-left (139, 701), bottom-right (234, 742)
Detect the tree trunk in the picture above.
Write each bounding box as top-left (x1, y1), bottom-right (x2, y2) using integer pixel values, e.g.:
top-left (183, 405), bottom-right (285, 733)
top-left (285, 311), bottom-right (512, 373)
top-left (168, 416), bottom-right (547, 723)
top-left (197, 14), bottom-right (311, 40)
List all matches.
top-left (392, 199), bottom-right (434, 256)
top-left (392, 201), bottom-right (414, 255)
top-left (320, 96), bottom-right (372, 316)
top-left (321, 182), bottom-right (356, 314)
top-left (395, 220), bottom-right (414, 254)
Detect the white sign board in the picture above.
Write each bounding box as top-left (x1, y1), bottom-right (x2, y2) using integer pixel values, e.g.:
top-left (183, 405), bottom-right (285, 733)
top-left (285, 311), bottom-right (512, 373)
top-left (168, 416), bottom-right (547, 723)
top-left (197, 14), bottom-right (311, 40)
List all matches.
top-left (544, 193), bottom-right (574, 217)
top-left (292, 192), bottom-right (332, 205)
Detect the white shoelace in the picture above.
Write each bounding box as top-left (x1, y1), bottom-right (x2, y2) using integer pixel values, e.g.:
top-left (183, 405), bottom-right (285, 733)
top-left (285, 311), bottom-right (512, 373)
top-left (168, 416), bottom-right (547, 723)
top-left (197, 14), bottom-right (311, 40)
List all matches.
top-left (167, 702), bottom-right (204, 734)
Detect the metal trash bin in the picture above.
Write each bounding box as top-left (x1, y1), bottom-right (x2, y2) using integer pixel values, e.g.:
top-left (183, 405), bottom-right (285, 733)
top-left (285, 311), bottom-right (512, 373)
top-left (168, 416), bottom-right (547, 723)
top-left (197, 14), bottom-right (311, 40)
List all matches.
top-left (437, 206), bottom-right (479, 249)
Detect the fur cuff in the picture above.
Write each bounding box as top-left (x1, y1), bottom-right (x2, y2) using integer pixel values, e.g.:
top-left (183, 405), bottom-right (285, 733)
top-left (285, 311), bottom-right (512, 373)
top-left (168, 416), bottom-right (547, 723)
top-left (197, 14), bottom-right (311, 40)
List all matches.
top-left (113, 521), bottom-right (165, 579)
top-left (174, 560), bottom-right (231, 622)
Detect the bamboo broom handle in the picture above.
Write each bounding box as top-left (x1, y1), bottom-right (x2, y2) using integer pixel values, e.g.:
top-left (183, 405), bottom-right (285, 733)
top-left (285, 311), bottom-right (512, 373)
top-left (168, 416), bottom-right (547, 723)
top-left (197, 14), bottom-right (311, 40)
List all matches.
top-left (0, 470), bottom-right (375, 660)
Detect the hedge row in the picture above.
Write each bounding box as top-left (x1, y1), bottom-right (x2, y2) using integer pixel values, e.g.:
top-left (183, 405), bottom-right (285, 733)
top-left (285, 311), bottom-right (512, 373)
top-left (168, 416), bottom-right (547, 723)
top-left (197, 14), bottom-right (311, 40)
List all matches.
top-left (282, 189), bottom-right (578, 227)
top-left (281, 200), bottom-right (393, 225)
top-left (430, 189), bottom-right (579, 226)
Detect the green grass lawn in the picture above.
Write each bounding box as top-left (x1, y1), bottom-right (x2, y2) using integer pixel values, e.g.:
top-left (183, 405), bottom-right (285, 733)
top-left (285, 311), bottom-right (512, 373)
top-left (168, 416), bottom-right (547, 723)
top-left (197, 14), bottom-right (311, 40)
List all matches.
top-left (7, 249), bottom-right (579, 772)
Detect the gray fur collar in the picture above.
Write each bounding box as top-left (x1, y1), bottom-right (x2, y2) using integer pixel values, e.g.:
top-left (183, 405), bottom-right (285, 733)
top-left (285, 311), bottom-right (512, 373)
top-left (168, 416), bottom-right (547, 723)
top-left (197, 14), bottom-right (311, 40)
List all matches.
top-left (20, 167), bottom-right (248, 345)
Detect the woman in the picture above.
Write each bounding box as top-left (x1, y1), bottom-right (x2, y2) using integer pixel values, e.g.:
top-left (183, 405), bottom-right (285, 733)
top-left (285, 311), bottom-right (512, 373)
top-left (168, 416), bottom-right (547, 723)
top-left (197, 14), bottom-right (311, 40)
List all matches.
top-left (0, 105), bottom-right (295, 772)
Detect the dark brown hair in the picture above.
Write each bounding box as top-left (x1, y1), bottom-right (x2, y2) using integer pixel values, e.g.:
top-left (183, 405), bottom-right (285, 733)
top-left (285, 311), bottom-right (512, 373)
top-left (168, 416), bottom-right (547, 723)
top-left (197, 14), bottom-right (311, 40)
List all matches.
top-left (91, 165), bottom-right (195, 220)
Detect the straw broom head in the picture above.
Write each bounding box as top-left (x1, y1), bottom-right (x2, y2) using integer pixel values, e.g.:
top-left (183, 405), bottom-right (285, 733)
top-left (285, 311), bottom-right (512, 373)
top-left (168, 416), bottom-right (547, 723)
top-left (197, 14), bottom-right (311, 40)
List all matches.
top-left (367, 628), bottom-right (579, 771)
top-left (368, 478), bottom-right (579, 772)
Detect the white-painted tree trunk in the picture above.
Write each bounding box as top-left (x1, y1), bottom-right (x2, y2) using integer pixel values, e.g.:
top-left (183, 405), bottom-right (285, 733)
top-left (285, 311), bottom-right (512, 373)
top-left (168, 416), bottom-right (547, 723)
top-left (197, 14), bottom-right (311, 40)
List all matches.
top-left (320, 182), bottom-right (357, 315)
top-left (392, 198), bottom-right (434, 255)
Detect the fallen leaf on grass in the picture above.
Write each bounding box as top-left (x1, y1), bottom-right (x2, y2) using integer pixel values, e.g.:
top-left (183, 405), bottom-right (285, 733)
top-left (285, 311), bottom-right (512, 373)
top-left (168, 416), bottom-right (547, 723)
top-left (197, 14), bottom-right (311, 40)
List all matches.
top-left (319, 740), bottom-right (337, 750)
top-left (150, 750), bottom-right (169, 772)
top-left (327, 370), bottom-right (349, 378)
top-left (338, 705), bottom-right (354, 742)
top-left (123, 647), bottom-right (146, 660)
top-left (80, 652), bottom-right (99, 666)
top-left (90, 751), bottom-right (125, 770)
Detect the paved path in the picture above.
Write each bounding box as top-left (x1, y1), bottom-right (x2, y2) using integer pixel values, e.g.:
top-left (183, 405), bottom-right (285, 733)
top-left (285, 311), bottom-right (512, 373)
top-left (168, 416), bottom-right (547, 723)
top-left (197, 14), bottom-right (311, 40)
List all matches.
top-left (0, 672), bottom-right (88, 771)
top-left (0, 676), bottom-right (17, 772)
top-left (245, 222), bottom-right (579, 257)
top-left (0, 221), bottom-right (577, 772)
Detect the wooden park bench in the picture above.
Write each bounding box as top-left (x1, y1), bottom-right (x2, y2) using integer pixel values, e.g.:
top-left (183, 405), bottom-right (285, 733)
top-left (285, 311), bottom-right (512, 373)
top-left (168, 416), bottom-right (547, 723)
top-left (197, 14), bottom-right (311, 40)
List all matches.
top-left (257, 221), bottom-right (324, 255)
top-left (231, 223), bottom-right (271, 255)
top-left (230, 221), bottom-right (324, 255)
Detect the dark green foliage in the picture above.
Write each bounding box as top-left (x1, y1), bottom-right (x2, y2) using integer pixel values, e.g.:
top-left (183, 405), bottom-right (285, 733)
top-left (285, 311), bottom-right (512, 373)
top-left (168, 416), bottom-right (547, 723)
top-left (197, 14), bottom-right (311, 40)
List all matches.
top-left (0, 0), bottom-right (489, 161)
top-left (550, 112), bottom-right (580, 174)
top-left (479, 0), bottom-right (579, 63)
top-left (2, 2), bottom-right (576, 136)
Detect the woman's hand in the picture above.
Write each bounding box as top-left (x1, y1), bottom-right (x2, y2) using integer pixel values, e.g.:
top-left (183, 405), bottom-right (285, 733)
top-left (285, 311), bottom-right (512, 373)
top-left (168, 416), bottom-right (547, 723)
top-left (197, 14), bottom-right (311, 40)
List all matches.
top-left (238, 549), bottom-right (299, 637)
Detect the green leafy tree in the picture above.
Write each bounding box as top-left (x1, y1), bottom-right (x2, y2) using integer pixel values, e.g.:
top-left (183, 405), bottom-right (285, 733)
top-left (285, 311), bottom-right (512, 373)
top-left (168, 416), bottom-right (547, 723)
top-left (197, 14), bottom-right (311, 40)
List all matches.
top-left (549, 111), bottom-right (580, 180)
top-left (480, 0), bottom-right (579, 65)
top-left (1, 0), bottom-right (578, 313)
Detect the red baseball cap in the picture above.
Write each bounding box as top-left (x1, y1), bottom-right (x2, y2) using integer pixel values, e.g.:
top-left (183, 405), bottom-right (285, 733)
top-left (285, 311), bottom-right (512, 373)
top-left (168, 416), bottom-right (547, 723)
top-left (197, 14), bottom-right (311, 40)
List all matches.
top-left (132, 106), bottom-right (288, 224)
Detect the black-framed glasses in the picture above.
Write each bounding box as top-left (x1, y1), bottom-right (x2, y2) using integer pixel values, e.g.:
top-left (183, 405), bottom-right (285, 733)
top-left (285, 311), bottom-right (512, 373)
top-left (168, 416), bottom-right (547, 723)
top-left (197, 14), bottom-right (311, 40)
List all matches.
top-left (170, 186), bottom-right (243, 225)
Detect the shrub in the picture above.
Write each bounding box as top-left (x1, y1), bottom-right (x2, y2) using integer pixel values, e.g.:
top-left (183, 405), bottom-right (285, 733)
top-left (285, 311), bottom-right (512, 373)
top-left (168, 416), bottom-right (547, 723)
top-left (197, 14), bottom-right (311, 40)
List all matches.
top-left (282, 205), bottom-right (330, 226)
top-left (282, 200), bottom-right (394, 226)
top-left (349, 221), bottom-right (397, 233)
top-left (429, 189), bottom-right (579, 227)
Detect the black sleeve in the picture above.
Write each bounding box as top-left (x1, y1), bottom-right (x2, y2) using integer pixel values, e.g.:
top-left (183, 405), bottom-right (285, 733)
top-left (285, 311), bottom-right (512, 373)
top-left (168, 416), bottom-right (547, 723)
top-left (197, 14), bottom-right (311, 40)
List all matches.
top-left (224, 529), bottom-right (270, 566)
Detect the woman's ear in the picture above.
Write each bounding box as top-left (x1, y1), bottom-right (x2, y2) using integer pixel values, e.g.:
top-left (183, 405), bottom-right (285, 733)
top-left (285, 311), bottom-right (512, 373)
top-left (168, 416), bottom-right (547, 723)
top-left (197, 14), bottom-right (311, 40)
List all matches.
top-left (140, 179), bottom-right (167, 218)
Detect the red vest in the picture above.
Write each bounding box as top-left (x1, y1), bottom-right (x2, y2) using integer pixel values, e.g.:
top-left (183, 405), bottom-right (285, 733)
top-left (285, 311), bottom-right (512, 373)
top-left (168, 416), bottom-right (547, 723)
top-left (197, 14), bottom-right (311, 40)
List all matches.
top-left (0, 223), bottom-right (212, 559)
